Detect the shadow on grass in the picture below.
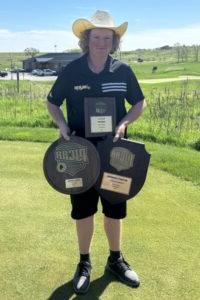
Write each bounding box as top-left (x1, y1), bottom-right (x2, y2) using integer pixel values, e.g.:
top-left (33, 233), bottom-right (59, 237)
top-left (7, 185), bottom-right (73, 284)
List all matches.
top-left (48, 270), bottom-right (117, 300)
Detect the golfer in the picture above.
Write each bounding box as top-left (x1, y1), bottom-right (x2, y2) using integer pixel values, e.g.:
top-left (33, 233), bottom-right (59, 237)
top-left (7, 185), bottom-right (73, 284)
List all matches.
top-left (47, 10), bottom-right (146, 295)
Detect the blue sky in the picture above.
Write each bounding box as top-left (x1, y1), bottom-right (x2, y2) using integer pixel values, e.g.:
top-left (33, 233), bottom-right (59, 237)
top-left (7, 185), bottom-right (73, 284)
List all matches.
top-left (0, 0), bottom-right (200, 51)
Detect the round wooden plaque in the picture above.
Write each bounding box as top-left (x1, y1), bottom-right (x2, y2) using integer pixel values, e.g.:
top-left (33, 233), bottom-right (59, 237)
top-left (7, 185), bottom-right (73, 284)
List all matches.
top-left (43, 136), bottom-right (100, 194)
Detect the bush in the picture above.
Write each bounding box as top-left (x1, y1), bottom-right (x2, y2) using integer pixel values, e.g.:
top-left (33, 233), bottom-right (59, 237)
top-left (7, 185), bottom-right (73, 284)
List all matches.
top-left (192, 138), bottom-right (200, 151)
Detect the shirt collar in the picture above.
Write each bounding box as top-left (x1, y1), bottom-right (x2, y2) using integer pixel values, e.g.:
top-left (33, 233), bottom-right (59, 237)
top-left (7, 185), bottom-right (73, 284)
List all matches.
top-left (81, 53), bottom-right (114, 75)
top-left (105, 55), bottom-right (114, 73)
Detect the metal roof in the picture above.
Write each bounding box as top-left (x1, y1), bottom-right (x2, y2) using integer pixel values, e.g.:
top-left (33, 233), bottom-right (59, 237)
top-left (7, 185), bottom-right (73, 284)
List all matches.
top-left (35, 57), bottom-right (53, 63)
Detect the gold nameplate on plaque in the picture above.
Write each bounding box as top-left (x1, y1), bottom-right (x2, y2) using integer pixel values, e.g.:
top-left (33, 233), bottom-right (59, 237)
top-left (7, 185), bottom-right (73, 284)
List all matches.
top-left (100, 172), bottom-right (132, 195)
top-left (84, 97), bottom-right (116, 137)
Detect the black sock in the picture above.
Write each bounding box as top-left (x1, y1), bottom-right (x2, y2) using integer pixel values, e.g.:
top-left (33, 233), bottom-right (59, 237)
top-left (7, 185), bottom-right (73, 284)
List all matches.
top-left (80, 253), bottom-right (90, 263)
top-left (109, 250), bottom-right (121, 261)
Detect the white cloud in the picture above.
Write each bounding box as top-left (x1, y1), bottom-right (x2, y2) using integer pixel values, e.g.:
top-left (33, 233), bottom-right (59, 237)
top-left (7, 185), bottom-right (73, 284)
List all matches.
top-left (0, 23), bottom-right (200, 52)
top-left (121, 23), bottom-right (200, 50)
top-left (0, 29), bottom-right (78, 52)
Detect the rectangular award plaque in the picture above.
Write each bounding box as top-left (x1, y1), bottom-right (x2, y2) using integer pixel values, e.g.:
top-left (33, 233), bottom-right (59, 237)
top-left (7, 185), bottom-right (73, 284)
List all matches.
top-left (84, 97), bottom-right (116, 137)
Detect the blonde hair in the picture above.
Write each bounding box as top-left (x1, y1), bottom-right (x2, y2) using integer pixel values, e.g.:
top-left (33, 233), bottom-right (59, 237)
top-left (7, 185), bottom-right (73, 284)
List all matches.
top-left (78, 29), bottom-right (120, 54)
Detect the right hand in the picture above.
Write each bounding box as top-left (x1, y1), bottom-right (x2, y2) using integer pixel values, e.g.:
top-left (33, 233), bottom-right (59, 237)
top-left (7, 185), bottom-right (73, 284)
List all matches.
top-left (59, 123), bottom-right (71, 141)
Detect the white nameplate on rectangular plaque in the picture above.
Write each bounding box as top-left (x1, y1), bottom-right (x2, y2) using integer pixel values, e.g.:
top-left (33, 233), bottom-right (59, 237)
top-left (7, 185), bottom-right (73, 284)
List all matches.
top-left (90, 116), bottom-right (112, 133)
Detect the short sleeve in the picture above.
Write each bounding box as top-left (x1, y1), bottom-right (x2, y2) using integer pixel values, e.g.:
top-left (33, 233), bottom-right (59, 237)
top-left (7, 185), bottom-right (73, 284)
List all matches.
top-left (126, 66), bottom-right (145, 105)
top-left (47, 68), bottom-right (69, 107)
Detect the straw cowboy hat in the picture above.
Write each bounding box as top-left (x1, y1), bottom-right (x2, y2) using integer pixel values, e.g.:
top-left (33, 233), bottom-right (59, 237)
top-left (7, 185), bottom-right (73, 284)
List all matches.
top-left (72, 10), bottom-right (128, 38)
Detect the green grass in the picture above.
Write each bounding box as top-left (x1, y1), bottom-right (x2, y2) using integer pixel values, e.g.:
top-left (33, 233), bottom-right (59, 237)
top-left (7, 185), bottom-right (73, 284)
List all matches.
top-left (0, 80), bottom-right (55, 128)
top-left (0, 126), bottom-right (200, 186)
top-left (121, 46), bottom-right (199, 63)
top-left (0, 79), bottom-right (200, 149)
top-left (0, 52), bottom-right (27, 69)
top-left (130, 61), bottom-right (200, 79)
top-left (0, 126), bottom-right (58, 142)
top-left (0, 140), bottom-right (199, 299)
top-left (145, 141), bottom-right (200, 186)
top-left (129, 80), bottom-right (200, 148)
top-left (0, 52), bottom-right (45, 70)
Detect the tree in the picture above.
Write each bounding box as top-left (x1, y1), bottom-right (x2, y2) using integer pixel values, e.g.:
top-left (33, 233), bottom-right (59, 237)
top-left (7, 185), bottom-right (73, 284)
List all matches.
top-left (174, 43), bottom-right (181, 63)
top-left (24, 48), bottom-right (39, 58)
top-left (181, 45), bottom-right (188, 62)
top-left (193, 44), bottom-right (200, 62)
top-left (174, 43), bottom-right (189, 63)
top-left (159, 45), bottom-right (172, 50)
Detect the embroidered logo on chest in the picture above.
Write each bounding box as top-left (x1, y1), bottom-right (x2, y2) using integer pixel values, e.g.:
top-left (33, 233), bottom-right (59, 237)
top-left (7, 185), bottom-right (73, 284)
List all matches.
top-left (101, 82), bottom-right (127, 93)
top-left (74, 84), bottom-right (91, 91)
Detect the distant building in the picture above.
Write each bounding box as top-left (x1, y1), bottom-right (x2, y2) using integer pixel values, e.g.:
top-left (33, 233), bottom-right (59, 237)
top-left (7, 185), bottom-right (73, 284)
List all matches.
top-left (22, 52), bottom-right (82, 72)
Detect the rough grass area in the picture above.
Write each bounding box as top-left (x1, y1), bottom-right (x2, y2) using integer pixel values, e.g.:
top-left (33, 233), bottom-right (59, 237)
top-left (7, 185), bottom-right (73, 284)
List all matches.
top-left (0, 79), bottom-right (199, 148)
top-left (0, 141), bottom-right (199, 299)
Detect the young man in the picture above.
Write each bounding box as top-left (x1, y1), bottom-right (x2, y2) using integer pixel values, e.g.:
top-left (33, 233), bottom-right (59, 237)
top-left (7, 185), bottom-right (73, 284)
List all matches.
top-left (47, 10), bottom-right (146, 295)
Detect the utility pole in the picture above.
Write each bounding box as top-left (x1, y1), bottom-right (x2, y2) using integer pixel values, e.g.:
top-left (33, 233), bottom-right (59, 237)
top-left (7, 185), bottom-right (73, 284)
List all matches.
top-left (16, 70), bottom-right (20, 93)
top-left (9, 53), bottom-right (13, 80)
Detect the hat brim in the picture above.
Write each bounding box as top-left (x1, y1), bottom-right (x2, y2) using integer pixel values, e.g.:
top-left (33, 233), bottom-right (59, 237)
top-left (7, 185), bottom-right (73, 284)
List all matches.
top-left (72, 18), bottom-right (128, 38)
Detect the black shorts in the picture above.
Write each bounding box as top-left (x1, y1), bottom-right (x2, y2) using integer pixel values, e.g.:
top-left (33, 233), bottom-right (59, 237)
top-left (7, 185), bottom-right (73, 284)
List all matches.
top-left (70, 187), bottom-right (127, 220)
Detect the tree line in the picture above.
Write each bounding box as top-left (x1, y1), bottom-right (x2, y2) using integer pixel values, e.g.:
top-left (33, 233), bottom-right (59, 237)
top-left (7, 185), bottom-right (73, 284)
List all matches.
top-left (174, 44), bottom-right (200, 62)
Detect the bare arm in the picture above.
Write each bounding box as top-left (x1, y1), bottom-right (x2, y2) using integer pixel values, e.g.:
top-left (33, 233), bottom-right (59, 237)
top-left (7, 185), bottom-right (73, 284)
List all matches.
top-left (113, 99), bottom-right (147, 142)
top-left (47, 101), bottom-right (70, 140)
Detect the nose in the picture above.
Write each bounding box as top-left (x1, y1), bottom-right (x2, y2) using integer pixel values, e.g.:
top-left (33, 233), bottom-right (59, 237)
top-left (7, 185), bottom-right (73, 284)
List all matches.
top-left (98, 38), bottom-right (107, 47)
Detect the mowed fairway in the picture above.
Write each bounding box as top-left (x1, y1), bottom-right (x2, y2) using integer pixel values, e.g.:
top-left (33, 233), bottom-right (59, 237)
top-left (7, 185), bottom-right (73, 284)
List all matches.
top-left (0, 141), bottom-right (199, 300)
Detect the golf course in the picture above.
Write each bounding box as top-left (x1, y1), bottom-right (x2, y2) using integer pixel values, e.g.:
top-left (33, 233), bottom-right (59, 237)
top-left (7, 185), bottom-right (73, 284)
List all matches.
top-left (0, 51), bottom-right (200, 299)
top-left (0, 140), bottom-right (199, 300)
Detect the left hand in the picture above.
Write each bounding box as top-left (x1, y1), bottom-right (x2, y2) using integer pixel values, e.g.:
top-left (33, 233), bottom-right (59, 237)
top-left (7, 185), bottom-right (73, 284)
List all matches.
top-left (113, 122), bottom-right (127, 142)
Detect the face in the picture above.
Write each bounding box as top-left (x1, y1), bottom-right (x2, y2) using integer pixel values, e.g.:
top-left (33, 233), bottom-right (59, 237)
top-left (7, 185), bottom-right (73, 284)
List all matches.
top-left (88, 28), bottom-right (113, 56)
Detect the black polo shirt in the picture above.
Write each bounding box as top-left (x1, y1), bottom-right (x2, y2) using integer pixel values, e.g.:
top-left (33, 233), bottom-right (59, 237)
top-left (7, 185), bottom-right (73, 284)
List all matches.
top-left (47, 54), bottom-right (144, 137)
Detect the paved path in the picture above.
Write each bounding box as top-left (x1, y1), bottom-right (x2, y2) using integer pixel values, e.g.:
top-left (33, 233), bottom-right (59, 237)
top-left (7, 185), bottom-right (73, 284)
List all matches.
top-left (0, 72), bottom-right (57, 81)
top-left (139, 75), bottom-right (200, 84)
top-left (1, 73), bottom-right (200, 83)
